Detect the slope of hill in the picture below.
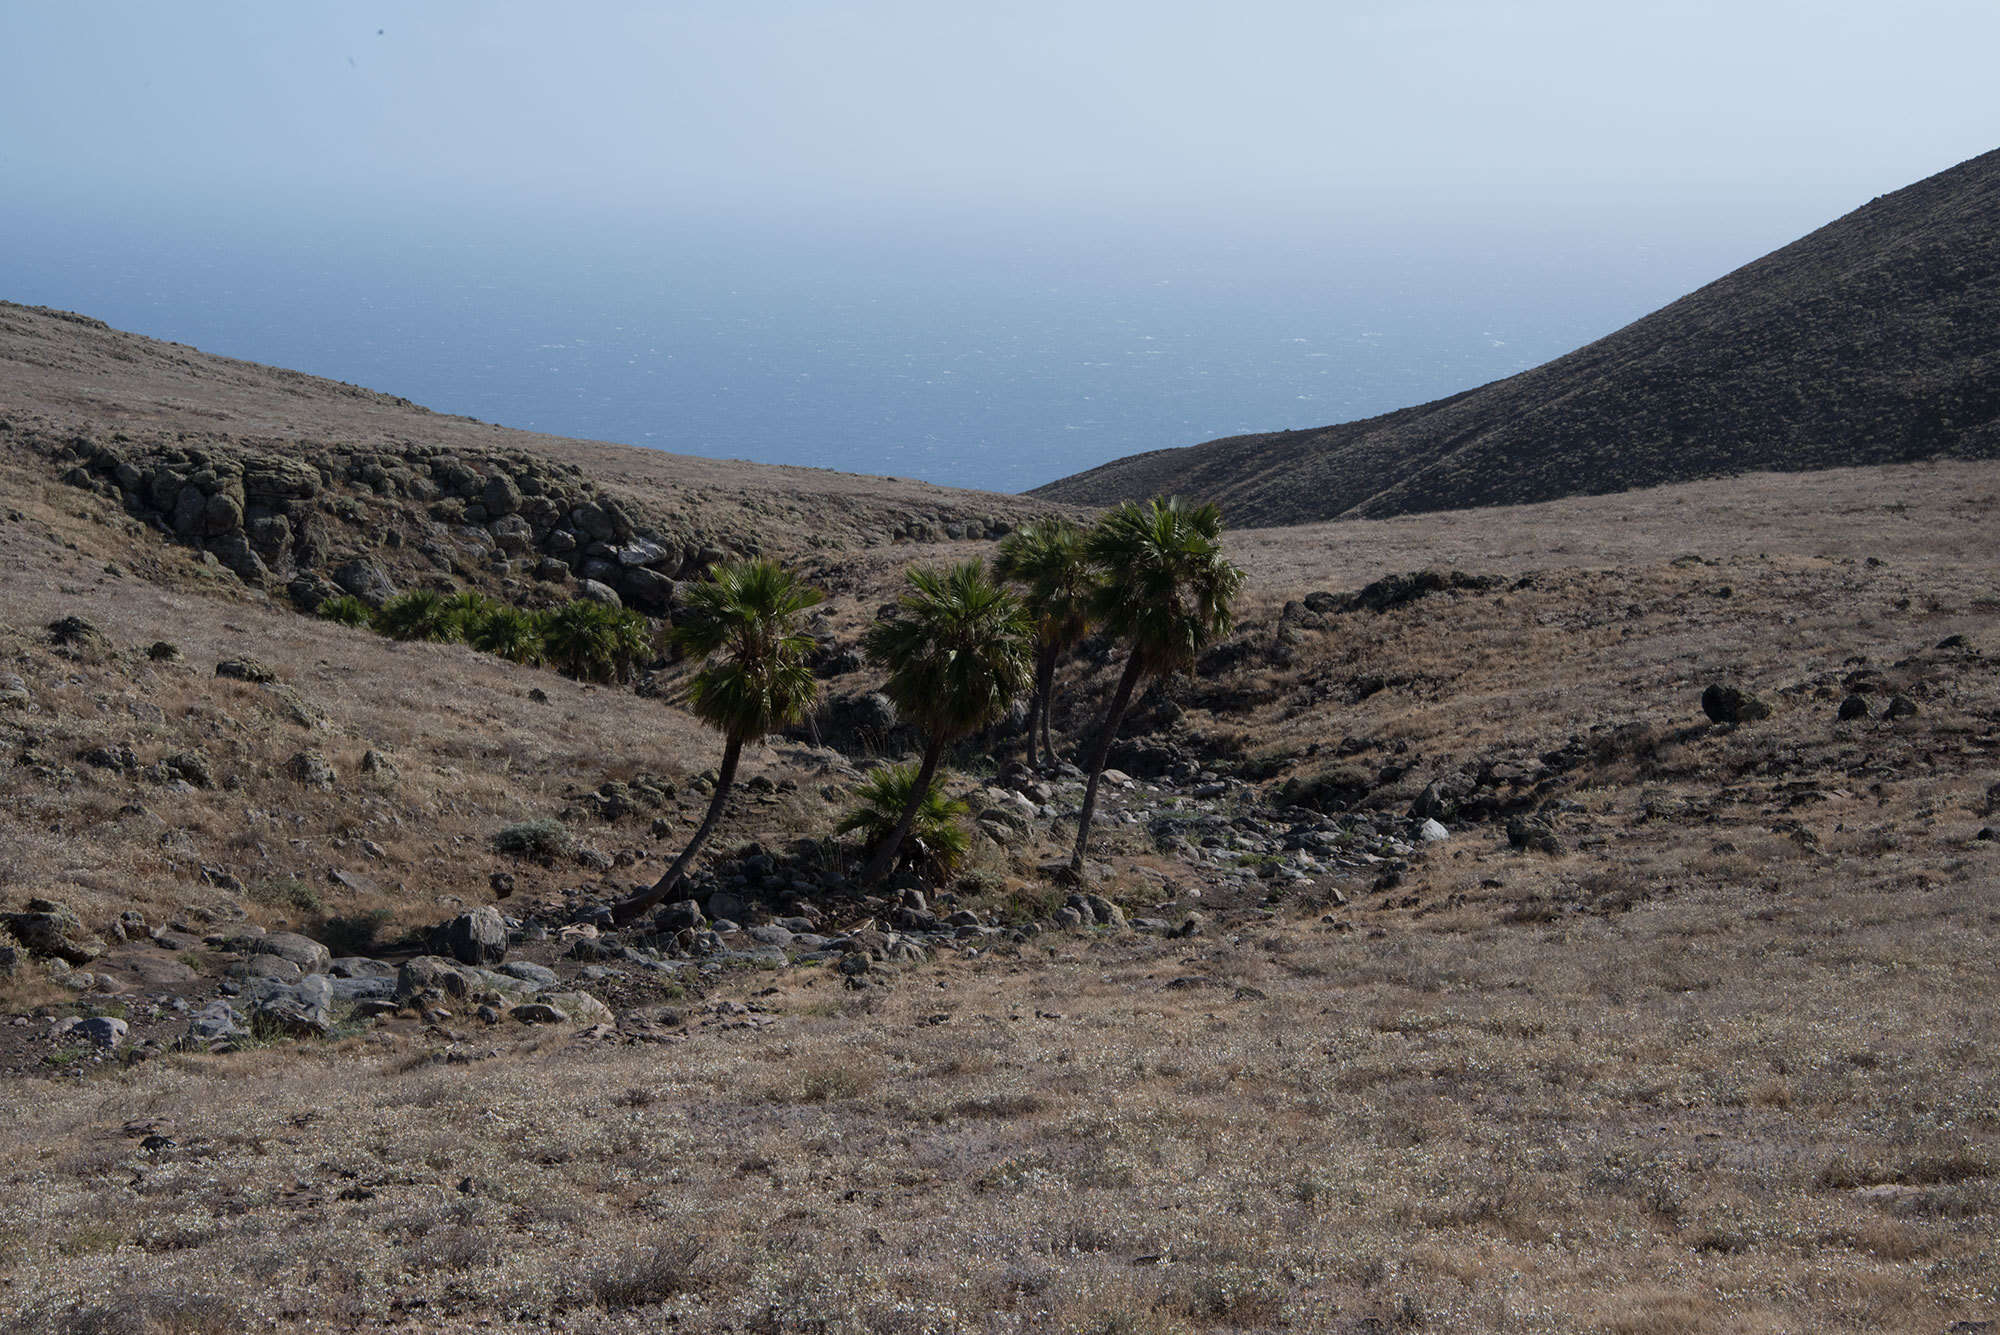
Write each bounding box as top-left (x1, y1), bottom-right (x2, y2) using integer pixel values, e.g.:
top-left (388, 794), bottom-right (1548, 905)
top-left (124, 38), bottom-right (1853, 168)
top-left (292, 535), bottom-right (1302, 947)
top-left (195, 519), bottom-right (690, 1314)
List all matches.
top-left (3, 279), bottom-right (1999, 1326)
top-left (1033, 147), bottom-right (2000, 524)
top-left (0, 300), bottom-right (1066, 616)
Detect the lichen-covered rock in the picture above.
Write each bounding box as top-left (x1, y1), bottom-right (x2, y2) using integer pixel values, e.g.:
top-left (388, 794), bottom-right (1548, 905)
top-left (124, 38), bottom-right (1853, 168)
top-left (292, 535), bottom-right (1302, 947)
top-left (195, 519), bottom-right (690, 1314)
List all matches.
top-left (4, 899), bottom-right (105, 965)
top-left (216, 656), bottom-right (278, 684)
top-left (286, 751), bottom-right (336, 789)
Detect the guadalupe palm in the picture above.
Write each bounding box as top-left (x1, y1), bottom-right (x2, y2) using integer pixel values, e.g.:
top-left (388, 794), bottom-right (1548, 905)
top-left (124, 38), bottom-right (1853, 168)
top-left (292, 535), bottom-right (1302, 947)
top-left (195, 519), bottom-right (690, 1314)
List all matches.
top-left (858, 560), bottom-right (1031, 885)
top-left (1070, 497), bottom-right (1244, 872)
top-left (993, 519), bottom-right (1094, 767)
top-left (611, 559), bottom-right (824, 924)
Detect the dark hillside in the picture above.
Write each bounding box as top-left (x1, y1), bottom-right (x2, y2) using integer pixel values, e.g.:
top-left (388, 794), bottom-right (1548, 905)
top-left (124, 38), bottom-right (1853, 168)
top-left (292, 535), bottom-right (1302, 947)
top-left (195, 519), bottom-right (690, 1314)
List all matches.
top-left (1034, 146), bottom-right (2000, 523)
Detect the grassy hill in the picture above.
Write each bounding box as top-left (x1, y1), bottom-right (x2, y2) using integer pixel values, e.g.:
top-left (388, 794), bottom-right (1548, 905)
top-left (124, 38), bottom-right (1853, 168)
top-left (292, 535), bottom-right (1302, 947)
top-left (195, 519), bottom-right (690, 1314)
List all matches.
top-left (2, 292), bottom-right (1998, 1330)
top-left (1033, 147), bottom-right (2000, 524)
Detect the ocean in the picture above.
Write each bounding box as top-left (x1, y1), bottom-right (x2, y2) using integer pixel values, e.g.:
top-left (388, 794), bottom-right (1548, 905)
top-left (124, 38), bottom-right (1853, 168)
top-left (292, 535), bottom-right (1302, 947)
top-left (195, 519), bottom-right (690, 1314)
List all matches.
top-left (0, 201), bottom-right (1761, 494)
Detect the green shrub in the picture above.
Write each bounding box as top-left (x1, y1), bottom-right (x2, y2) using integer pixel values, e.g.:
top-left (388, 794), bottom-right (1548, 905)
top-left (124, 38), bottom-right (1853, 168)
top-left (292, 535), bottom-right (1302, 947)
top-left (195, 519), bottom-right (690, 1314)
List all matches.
top-left (493, 818), bottom-right (574, 862)
top-left (837, 763), bottom-right (970, 885)
top-left (375, 590), bottom-right (464, 643)
top-left (539, 600), bottom-right (654, 683)
top-left (316, 594), bottom-right (376, 627)
top-left (466, 604), bottom-right (546, 664)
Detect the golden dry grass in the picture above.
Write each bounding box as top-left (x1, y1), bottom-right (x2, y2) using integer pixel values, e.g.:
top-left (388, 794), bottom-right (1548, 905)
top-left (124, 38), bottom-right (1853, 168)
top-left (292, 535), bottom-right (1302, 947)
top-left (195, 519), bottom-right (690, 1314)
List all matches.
top-left (2, 415), bottom-right (1998, 1328)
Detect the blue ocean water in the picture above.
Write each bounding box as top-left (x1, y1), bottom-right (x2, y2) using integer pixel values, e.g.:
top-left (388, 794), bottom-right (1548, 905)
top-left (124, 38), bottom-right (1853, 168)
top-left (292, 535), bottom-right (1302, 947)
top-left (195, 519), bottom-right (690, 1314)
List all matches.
top-left (0, 203), bottom-right (1755, 493)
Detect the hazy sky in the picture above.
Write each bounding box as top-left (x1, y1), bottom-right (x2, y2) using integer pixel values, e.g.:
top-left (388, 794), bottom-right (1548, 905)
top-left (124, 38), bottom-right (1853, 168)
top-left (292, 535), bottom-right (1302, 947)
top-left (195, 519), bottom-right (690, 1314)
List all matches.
top-left (6, 1), bottom-right (1996, 236)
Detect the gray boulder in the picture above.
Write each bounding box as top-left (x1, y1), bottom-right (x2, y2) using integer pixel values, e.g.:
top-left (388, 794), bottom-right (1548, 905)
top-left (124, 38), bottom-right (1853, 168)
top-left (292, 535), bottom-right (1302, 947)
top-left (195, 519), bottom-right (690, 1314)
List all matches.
top-left (577, 579), bottom-right (622, 608)
top-left (396, 955), bottom-right (472, 1002)
top-left (332, 558), bottom-right (396, 608)
top-left (188, 1000), bottom-right (248, 1043)
top-left (76, 1016), bottom-right (128, 1048)
top-left (428, 906), bottom-right (509, 966)
top-left (253, 931), bottom-right (333, 974)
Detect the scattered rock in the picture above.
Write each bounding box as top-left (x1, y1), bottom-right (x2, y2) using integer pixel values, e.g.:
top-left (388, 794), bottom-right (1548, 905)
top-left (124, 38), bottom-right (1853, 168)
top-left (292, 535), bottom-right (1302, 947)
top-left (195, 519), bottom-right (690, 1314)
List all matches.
top-left (0, 673), bottom-right (28, 710)
top-left (1883, 694), bottom-right (1919, 719)
top-left (1837, 694), bottom-right (1870, 721)
top-left (1418, 818), bottom-right (1451, 843)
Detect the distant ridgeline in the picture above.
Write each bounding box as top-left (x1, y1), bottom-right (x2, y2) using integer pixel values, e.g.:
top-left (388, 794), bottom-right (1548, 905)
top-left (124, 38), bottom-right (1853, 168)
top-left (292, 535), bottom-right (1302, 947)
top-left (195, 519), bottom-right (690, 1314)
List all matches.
top-left (1034, 146), bottom-right (2000, 526)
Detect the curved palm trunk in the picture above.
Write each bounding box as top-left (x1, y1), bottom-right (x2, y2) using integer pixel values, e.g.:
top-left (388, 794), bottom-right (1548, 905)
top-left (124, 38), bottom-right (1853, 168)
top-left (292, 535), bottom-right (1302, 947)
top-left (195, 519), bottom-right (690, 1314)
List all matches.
top-left (860, 734), bottom-right (945, 886)
top-left (611, 735), bottom-right (743, 925)
top-left (1023, 643), bottom-right (1056, 765)
top-left (1070, 655), bottom-right (1146, 872)
top-left (1037, 652), bottom-right (1060, 768)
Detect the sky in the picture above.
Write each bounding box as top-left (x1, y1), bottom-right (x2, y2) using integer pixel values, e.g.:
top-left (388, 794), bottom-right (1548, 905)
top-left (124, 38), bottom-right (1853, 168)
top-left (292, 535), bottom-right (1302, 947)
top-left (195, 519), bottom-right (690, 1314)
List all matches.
top-left (2, 3), bottom-right (1996, 484)
top-left (6, 1), bottom-right (1994, 231)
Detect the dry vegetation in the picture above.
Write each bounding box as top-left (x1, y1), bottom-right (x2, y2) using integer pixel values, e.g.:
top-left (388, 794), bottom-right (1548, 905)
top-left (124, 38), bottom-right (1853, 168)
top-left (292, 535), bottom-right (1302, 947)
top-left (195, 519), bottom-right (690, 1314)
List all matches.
top-left (2, 319), bottom-right (1998, 1329)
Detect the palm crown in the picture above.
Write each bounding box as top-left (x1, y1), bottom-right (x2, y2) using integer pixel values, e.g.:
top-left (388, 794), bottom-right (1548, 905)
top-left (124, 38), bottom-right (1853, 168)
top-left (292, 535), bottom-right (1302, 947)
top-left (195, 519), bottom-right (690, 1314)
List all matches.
top-left (863, 560), bottom-right (1032, 741)
top-left (1086, 497), bottom-right (1243, 674)
top-left (994, 519), bottom-right (1093, 653)
top-left (677, 558), bottom-right (825, 743)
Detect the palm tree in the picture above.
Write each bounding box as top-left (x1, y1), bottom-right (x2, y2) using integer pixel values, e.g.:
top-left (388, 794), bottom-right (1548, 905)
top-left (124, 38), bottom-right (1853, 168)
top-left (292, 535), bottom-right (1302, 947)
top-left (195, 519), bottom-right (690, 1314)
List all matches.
top-left (612, 559), bottom-right (824, 924)
top-left (993, 519), bottom-right (1094, 767)
top-left (1070, 497), bottom-right (1244, 872)
top-left (857, 560), bottom-right (1031, 885)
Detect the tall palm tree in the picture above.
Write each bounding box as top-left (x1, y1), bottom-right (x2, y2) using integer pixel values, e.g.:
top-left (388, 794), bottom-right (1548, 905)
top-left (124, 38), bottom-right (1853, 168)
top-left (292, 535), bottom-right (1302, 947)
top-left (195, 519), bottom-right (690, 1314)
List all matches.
top-left (1070, 497), bottom-right (1244, 872)
top-left (857, 560), bottom-right (1031, 885)
top-left (611, 559), bottom-right (824, 924)
top-left (993, 519), bottom-right (1094, 767)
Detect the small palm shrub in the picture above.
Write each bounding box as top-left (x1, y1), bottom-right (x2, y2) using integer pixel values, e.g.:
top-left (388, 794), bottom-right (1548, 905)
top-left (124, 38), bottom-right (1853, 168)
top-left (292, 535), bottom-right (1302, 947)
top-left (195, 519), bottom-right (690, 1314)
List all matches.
top-left (375, 590), bottom-right (464, 643)
top-left (465, 604), bottom-right (546, 664)
top-left (539, 600), bottom-right (654, 682)
top-left (439, 591), bottom-right (499, 640)
top-left (316, 595), bottom-right (376, 627)
top-left (837, 764), bottom-right (970, 885)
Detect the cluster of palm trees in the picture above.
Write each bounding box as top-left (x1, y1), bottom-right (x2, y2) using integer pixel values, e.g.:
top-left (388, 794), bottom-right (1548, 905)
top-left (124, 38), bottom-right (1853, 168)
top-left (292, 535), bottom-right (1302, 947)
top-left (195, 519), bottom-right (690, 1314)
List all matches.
top-left (600, 496), bottom-right (1242, 926)
top-left (321, 589), bottom-right (654, 684)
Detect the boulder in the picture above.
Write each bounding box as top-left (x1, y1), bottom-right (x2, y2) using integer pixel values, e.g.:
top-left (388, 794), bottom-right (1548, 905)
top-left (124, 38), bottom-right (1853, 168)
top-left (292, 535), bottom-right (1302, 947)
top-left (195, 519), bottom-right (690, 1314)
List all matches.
top-left (396, 955), bottom-right (472, 1002)
top-left (489, 514), bottom-right (534, 554)
top-left (618, 566), bottom-right (675, 612)
top-left (215, 657), bottom-right (278, 684)
top-left (577, 579), bottom-right (622, 608)
top-left (253, 931), bottom-right (333, 974)
top-left (427, 906), bottom-right (509, 966)
top-left (498, 961), bottom-right (560, 988)
top-left (0, 673), bottom-right (31, 710)
top-left (1837, 694), bottom-right (1870, 721)
top-left (286, 751), bottom-right (337, 789)
top-left (538, 990), bottom-right (614, 1025)
top-left (76, 1016), bottom-right (128, 1048)
top-left (247, 973), bottom-right (334, 1037)
top-left (482, 474), bottom-right (523, 517)
top-left (1418, 818), bottom-right (1451, 843)
top-left (4, 899), bottom-right (105, 965)
top-left (1701, 684), bottom-right (1770, 725)
top-left (332, 558), bottom-right (396, 608)
top-left (188, 999), bottom-right (248, 1043)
